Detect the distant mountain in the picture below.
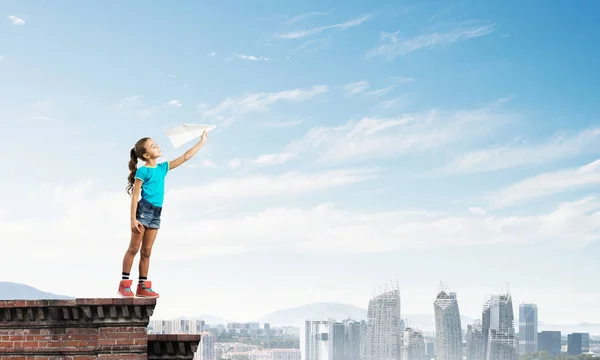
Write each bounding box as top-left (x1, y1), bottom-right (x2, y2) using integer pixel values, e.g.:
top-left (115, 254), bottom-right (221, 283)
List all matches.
top-left (0, 282), bottom-right (72, 300)
top-left (255, 303), bottom-right (366, 326)
top-left (253, 303), bottom-right (478, 331)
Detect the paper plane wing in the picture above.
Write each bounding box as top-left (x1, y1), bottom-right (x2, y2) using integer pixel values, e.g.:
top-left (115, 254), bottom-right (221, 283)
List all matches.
top-left (166, 124), bottom-right (216, 148)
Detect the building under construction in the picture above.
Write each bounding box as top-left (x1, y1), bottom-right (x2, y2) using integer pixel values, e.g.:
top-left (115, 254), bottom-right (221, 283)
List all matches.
top-left (365, 281), bottom-right (402, 360)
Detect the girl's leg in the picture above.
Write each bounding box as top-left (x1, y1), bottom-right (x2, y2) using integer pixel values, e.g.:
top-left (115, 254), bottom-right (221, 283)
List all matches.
top-left (139, 228), bottom-right (158, 279)
top-left (122, 228), bottom-right (146, 274)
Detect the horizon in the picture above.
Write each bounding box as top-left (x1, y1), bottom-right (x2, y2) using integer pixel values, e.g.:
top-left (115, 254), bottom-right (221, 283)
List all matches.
top-left (2, 1), bottom-right (600, 326)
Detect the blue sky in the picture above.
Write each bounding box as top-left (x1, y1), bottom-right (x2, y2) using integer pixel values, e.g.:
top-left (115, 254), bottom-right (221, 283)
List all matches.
top-left (2, 0), bottom-right (600, 326)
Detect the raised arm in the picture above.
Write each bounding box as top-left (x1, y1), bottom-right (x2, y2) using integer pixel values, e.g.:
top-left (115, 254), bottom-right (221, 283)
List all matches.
top-left (169, 130), bottom-right (208, 170)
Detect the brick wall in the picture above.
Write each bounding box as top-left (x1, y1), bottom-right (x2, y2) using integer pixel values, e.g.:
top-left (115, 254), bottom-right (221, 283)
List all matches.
top-left (0, 298), bottom-right (200, 360)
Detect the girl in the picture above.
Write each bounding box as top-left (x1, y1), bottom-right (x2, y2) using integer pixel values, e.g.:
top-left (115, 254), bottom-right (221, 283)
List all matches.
top-left (118, 130), bottom-right (208, 298)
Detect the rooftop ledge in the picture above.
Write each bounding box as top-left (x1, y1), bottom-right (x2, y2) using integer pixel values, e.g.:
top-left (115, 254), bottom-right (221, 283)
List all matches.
top-left (0, 298), bottom-right (204, 359)
top-left (0, 298), bottom-right (156, 328)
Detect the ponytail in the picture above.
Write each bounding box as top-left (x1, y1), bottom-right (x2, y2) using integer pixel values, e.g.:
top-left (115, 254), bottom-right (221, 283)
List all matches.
top-left (126, 148), bottom-right (138, 196)
top-left (126, 137), bottom-right (150, 195)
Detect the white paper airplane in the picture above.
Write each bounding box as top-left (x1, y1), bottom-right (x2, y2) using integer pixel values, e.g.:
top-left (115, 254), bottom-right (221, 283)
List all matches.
top-left (166, 124), bottom-right (216, 148)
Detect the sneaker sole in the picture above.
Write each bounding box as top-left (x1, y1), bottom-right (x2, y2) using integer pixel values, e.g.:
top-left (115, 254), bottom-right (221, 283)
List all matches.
top-left (135, 294), bottom-right (160, 298)
top-left (117, 291), bottom-right (135, 298)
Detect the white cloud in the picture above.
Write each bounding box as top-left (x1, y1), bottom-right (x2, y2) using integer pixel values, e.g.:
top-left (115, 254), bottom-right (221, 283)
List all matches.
top-left (276, 14), bottom-right (372, 39)
top-left (252, 153), bottom-right (294, 166)
top-left (168, 168), bottom-right (378, 204)
top-left (287, 99), bottom-right (517, 163)
top-left (378, 95), bottom-right (409, 109)
top-left (235, 54), bottom-right (270, 61)
top-left (168, 100), bottom-right (183, 108)
top-left (435, 128), bottom-right (600, 175)
top-left (286, 11), bottom-right (331, 25)
top-left (227, 158), bottom-right (243, 169)
top-left (208, 51), bottom-right (218, 57)
top-left (262, 119), bottom-right (304, 128)
top-left (0, 56), bottom-right (4, 61)
top-left (366, 23), bottom-right (495, 59)
top-left (367, 86), bottom-right (395, 97)
top-left (343, 81), bottom-right (370, 96)
top-left (489, 159), bottom-right (600, 208)
top-left (202, 160), bottom-right (218, 168)
top-left (198, 85), bottom-right (327, 123)
top-left (293, 37), bottom-right (330, 52)
top-left (8, 16), bottom-right (25, 25)
top-left (390, 76), bottom-right (415, 84)
top-left (468, 207), bottom-right (487, 216)
top-left (3, 184), bottom-right (599, 266)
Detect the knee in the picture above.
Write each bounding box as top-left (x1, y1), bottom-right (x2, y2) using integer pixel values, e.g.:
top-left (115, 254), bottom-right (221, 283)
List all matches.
top-left (140, 247), bottom-right (152, 259)
top-left (127, 244), bottom-right (140, 256)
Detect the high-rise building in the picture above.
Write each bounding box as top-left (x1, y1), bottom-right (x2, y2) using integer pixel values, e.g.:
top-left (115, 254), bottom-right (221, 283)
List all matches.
top-left (194, 332), bottom-right (216, 360)
top-left (482, 291), bottom-right (517, 360)
top-left (582, 333), bottom-right (590, 353)
top-left (537, 331), bottom-right (561, 356)
top-left (433, 284), bottom-right (463, 360)
top-left (401, 327), bottom-right (426, 360)
top-left (302, 320), bottom-right (335, 360)
top-left (365, 281), bottom-right (402, 360)
top-left (466, 321), bottom-right (486, 360)
top-left (567, 333), bottom-right (583, 355)
top-left (518, 303), bottom-right (538, 355)
top-left (302, 319), bottom-right (366, 360)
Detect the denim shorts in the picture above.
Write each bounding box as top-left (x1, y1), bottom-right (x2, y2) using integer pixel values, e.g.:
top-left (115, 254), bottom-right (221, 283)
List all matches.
top-left (136, 198), bottom-right (162, 229)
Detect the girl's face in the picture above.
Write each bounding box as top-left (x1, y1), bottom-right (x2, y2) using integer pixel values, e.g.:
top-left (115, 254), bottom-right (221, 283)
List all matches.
top-left (143, 138), bottom-right (162, 159)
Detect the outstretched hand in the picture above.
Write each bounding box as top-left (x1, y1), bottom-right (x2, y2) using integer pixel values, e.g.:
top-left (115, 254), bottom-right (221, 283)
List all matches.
top-left (200, 129), bottom-right (208, 143)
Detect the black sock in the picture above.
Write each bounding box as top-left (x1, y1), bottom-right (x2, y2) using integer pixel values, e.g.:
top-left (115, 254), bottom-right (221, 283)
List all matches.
top-left (139, 276), bottom-right (147, 284)
top-left (122, 272), bottom-right (130, 280)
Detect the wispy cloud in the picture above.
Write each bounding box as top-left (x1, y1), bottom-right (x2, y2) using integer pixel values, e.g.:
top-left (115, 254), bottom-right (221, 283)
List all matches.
top-left (378, 95), bottom-right (409, 109)
top-left (198, 85), bottom-right (327, 124)
top-left (343, 81), bottom-right (370, 96)
top-left (227, 158), bottom-right (243, 169)
top-left (235, 53), bottom-right (270, 61)
top-left (293, 37), bottom-right (330, 52)
top-left (276, 14), bottom-right (372, 40)
top-left (434, 127), bottom-right (600, 175)
top-left (169, 168), bottom-right (380, 203)
top-left (287, 99), bottom-right (516, 163)
top-left (8, 15), bottom-right (25, 25)
top-left (286, 11), bottom-right (332, 25)
top-left (366, 23), bottom-right (495, 59)
top-left (390, 76), bottom-right (415, 84)
top-left (208, 51), bottom-right (218, 57)
top-left (262, 119), bottom-right (304, 128)
top-left (252, 153), bottom-right (295, 166)
top-left (489, 159), bottom-right (600, 208)
top-left (202, 160), bottom-right (218, 168)
top-left (168, 100), bottom-right (182, 108)
top-left (367, 86), bottom-right (395, 97)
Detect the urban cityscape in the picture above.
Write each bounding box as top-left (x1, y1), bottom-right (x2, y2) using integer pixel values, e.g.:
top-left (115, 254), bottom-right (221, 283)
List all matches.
top-left (148, 282), bottom-right (598, 360)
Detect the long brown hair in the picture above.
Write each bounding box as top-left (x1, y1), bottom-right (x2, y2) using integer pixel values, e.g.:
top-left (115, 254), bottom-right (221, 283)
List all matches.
top-left (126, 137), bottom-right (150, 196)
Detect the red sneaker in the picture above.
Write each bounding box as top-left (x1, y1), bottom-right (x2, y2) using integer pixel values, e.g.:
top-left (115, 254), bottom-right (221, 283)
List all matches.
top-left (136, 281), bottom-right (159, 298)
top-left (118, 279), bottom-right (135, 298)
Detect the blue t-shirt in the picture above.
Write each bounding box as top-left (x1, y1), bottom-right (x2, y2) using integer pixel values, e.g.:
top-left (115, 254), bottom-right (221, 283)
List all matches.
top-left (135, 162), bottom-right (169, 207)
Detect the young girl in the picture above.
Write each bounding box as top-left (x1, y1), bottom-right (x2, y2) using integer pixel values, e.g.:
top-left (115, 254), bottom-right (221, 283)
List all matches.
top-left (118, 130), bottom-right (208, 298)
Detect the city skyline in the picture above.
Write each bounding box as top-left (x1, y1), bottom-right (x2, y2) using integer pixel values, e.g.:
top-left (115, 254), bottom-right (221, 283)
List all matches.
top-left (2, 0), bottom-right (600, 325)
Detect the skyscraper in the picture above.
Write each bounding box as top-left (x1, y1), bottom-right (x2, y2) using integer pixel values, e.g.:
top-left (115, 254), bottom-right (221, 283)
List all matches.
top-left (567, 333), bottom-right (583, 355)
top-left (537, 331), bottom-right (561, 356)
top-left (401, 327), bottom-right (427, 360)
top-left (303, 319), bottom-right (335, 360)
top-left (434, 284), bottom-right (463, 360)
top-left (365, 281), bottom-right (402, 360)
top-left (518, 303), bottom-right (538, 355)
top-left (482, 290), bottom-right (517, 360)
top-left (466, 321), bottom-right (487, 360)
